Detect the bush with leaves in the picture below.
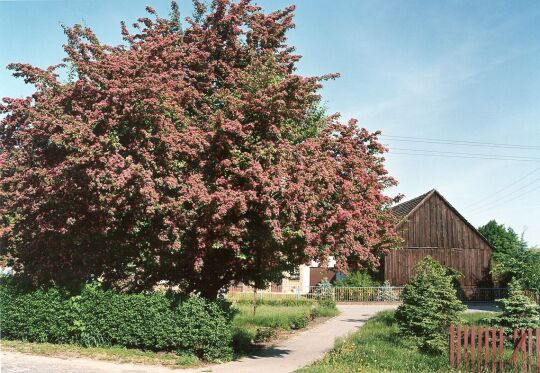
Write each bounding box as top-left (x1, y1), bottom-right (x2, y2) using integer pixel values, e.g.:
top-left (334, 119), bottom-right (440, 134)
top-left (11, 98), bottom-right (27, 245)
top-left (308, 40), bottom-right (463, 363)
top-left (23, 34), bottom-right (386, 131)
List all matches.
top-left (377, 280), bottom-right (400, 302)
top-left (315, 279), bottom-right (335, 301)
top-left (479, 220), bottom-right (540, 293)
top-left (395, 256), bottom-right (466, 353)
top-left (0, 279), bottom-right (235, 361)
top-left (334, 270), bottom-right (380, 287)
top-left (496, 278), bottom-right (539, 331)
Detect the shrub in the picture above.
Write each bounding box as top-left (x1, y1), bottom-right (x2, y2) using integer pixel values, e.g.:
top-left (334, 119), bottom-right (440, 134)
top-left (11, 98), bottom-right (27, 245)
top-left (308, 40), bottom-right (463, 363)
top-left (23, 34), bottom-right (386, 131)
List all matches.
top-left (395, 256), bottom-right (466, 353)
top-left (377, 280), bottom-right (400, 302)
top-left (315, 279), bottom-right (335, 301)
top-left (0, 281), bottom-right (74, 344)
top-left (334, 270), bottom-right (379, 287)
top-left (289, 314), bottom-right (310, 330)
top-left (253, 327), bottom-right (277, 343)
top-left (496, 278), bottom-right (540, 330)
top-left (0, 279), bottom-right (234, 361)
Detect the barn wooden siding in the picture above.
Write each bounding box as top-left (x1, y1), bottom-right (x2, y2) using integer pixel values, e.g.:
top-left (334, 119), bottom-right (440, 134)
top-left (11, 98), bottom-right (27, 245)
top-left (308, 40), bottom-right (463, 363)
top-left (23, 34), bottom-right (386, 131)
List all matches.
top-left (385, 190), bottom-right (492, 287)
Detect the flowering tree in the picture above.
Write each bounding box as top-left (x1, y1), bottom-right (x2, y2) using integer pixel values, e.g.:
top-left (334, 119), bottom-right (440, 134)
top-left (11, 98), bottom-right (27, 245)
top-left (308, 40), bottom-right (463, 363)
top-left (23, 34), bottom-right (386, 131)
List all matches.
top-left (0, 1), bottom-right (400, 298)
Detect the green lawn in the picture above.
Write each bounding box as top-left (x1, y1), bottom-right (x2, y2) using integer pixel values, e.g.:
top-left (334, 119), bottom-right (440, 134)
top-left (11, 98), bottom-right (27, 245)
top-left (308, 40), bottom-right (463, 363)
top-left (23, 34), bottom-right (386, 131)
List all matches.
top-left (299, 310), bottom-right (495, 373)
top-left (232, 301), bottom-right (339, 353)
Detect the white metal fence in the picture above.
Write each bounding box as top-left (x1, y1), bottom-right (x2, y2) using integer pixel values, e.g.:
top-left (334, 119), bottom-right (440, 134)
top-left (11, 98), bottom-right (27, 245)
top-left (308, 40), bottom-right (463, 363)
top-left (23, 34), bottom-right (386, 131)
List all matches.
top-left (227, 285), bottom-right (540, 304)
top-left (226, 285), bottom-right (403, 302)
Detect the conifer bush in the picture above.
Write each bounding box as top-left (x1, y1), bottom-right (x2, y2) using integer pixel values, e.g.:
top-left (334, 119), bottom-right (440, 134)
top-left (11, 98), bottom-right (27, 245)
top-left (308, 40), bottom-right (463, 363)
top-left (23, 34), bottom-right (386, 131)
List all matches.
top-left (395, 256), bottom-right (466, 353)
top-left (377, 280), bottom-right (400, 302)
top-left (496, 277), bottom-right (539, 330)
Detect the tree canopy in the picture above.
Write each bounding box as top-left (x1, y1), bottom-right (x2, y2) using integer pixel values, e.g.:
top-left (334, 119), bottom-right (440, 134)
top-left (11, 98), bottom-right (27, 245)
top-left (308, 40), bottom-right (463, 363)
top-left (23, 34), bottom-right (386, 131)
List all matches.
top-left (478, 220), bottom-right (525, 257)
top-left (479, 220), bottom-right (540, 292)
top-left (0, 1), bottom-right (400, 297)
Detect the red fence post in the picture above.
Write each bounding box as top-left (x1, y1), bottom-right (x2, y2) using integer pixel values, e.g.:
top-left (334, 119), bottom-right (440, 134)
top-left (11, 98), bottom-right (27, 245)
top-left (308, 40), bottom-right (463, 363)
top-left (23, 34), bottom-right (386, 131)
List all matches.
top-left (536, 328), bottom-right (539, 373)
top-left (471, 325), bottom-right (476, 371)
top-left (528, 328), bottom-right (533, 371)
top-left (450, 324), bottom-right (455, 368)
top-left (463, 325), bottom-right (469, 367)
top-left (484, 327), bottom-right (489, 367)
top-left (521, 329), bottom-right (526, 372)
top-left (491, 327), bottom-right (496, 372)
top-left (478, 326), bottom-right (483, 373)
top-left (499, 327), bottom-right (504, 372)
top-left (457, 324), bottom-right (462, 367)
top-left (513, 329), bottom-right (518, 368)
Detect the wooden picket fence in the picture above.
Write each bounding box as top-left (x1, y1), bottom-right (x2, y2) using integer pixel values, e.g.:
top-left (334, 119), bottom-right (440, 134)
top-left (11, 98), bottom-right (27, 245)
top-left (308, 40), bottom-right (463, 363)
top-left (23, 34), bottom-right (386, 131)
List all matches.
top-left (450, 325), bottom-right (540, 372)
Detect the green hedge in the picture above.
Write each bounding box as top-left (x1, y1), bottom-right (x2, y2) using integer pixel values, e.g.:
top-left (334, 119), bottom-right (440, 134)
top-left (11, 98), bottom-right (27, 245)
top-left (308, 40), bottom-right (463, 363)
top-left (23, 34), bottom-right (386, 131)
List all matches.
top-left (0, 280), bottom-right (234, 361)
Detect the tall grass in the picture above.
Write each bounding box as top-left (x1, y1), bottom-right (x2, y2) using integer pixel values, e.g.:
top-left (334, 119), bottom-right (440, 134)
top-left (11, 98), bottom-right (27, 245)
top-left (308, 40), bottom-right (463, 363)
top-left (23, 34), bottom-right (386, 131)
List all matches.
top-left (234, 304), bottom-right (314, 329)
top-left (232, 302), bottom-right (339, 355)
top-left (300, 311), bottom-right (495, 373)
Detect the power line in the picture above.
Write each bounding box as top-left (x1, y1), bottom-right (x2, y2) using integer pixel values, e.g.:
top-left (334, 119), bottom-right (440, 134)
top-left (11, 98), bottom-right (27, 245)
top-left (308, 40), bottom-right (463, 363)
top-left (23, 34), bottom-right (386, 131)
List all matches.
top-left (468, 178), bottom-right (540, 213)
top-left (388, 152), bottom-right (540, 163)
top-left (469, 183), bottom-right (540, 215)
top-left (464, 167), bottom-right (540, 209)
top-left (381, 135), bottom-right (540, 150)
top-left (388, 147), bottom-right (540, 161)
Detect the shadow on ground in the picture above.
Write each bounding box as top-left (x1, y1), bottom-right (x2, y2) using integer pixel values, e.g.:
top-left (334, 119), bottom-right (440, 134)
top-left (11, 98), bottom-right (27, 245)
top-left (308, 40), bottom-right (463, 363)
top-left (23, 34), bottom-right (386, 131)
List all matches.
top-left (242, 347), bottom-right (291, 359)
top-left (465, 302), bottom-right (499, 313)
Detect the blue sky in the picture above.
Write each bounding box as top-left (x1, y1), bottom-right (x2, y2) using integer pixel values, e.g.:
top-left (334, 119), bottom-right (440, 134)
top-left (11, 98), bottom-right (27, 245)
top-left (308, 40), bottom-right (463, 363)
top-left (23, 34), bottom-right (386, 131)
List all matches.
top-left (1, 0), bottom-right (539, 245)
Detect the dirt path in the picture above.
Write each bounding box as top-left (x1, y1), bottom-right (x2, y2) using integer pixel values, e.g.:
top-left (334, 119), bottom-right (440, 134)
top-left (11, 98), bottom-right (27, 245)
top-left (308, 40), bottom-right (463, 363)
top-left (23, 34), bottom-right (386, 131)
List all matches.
top-left (1, 305), bottom-right (398, 373)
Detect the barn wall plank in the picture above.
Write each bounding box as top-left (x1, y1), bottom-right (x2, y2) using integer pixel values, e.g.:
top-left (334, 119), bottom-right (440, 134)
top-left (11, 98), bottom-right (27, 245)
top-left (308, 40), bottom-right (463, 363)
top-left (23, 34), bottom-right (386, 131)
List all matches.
top-left (386, 192), bottom-right (492, 287)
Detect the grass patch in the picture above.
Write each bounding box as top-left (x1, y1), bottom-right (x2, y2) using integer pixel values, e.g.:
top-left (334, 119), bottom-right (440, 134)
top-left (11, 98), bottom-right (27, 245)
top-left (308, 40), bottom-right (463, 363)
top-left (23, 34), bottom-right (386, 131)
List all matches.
top-left (299, 310), bottom-right (499, 373)
top-left (0, 339), bottom-right (200, 368)
top-left (234, 304), bottom-right (314, 329)
top-left (232, 302), bottom-right (339, 354)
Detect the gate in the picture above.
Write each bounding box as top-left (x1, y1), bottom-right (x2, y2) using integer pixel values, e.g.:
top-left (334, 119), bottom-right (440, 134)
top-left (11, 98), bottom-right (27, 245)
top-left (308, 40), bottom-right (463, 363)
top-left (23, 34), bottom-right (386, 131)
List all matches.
top-left (449, 324), bottom-right (540, 372)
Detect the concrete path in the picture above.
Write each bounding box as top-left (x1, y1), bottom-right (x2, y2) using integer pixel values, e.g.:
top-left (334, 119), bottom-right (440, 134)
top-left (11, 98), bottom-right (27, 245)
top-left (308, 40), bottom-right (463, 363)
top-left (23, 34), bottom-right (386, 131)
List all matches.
top-left (1, 304), bottom-right (397, 373)
top-left (0, 351), bottom-right (180, 373)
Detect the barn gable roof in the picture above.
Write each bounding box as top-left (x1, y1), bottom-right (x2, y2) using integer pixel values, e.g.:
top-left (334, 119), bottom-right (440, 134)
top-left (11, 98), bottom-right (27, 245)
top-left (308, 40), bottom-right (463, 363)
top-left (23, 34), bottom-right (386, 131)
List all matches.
top-left (390, 190), bottom-right (431, 220)
top-left (391, 189), bottom-right (494, 250)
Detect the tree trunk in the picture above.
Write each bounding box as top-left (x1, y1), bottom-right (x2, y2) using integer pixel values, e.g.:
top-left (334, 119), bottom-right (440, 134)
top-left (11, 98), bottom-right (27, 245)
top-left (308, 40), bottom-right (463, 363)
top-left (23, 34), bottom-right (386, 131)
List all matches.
top-left (252, 287), bottom-right (257, 316)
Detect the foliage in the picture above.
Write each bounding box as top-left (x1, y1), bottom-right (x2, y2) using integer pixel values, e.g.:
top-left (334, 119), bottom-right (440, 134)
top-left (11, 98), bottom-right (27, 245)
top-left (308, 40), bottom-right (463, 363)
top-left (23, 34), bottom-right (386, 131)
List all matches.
top-left (334, 270), bottom-right (379, 287)
top-left (315, 279), bottom-right (334, 301)
top-left (492, 251), bottom-right (540, 293)
top-left (479, 220), bottom-right (540, 292)
top-left (232, 301), bottom-right (337, 353)
top-left (301, 311), bottom-right (491, 373)
top-left (0, 1), bottom-right (400, 298)
top-left (0, 280), bottom-right (234, 361)
top-left (478, 220), bottom-right (525, 257)
top-left (395, 257), bottom-right (466, 353)
top-left (495, 278), bottom-right (539, 330)
top-left (377, 280), bottom-right (400, 301)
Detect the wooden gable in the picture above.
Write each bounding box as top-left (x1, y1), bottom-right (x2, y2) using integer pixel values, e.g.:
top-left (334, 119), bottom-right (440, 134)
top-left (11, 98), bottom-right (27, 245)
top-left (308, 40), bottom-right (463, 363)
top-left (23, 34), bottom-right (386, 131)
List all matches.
top-left (395, 189), bottom-right (493, 251)
top-left (385, 189), bottom-right (493, 287)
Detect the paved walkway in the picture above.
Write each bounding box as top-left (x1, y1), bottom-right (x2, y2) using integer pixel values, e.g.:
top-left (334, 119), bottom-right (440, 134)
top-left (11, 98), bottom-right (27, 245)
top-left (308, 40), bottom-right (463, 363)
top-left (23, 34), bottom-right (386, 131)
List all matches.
top-left (1, 304), bottom-right (397, 373)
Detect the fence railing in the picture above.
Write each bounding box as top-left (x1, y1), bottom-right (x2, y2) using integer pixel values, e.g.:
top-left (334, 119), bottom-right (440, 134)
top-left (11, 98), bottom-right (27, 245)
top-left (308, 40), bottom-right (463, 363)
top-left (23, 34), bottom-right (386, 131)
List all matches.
top-left (450, 325), bottom-right (540, 372)
top-left (227, 285), bottom-right (539, 304)
top-left (457, 287), bottom-right (509, 302)
top-left (227, 285), bottom-right (404, 302)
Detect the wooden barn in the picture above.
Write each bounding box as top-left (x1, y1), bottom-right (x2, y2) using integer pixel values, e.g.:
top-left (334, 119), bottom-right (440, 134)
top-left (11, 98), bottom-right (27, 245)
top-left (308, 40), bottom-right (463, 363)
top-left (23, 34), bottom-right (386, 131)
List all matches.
top-left (385, 189), bottom-right (493, 288)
